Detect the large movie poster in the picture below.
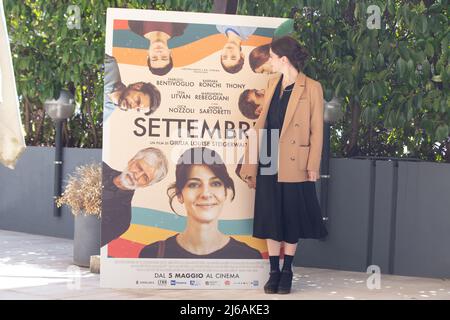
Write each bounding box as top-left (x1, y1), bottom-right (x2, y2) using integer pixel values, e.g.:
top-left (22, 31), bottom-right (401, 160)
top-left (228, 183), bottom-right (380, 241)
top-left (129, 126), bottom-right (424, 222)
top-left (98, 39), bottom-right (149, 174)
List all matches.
top-left (101, 8), bottom-right (291, 289)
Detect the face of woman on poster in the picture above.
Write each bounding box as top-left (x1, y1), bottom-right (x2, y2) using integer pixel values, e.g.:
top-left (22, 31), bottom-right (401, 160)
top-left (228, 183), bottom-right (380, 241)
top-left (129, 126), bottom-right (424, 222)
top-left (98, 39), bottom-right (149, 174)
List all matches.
top-left (149, 41), bottom-right (171, 69)
top-left (177, 165), bottom-right (227, 225)
top-left (254, 61), bottom-right (273, 74)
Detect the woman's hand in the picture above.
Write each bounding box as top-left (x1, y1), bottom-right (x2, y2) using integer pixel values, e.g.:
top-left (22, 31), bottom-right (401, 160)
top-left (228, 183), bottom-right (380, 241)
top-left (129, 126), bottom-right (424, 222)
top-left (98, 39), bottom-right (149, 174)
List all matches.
top-left (307, 170), bottom-right (319, 181)
top-left (245, 175), bottom-right (256, 189)
top-left (254, 105), bottom-right (263, 117)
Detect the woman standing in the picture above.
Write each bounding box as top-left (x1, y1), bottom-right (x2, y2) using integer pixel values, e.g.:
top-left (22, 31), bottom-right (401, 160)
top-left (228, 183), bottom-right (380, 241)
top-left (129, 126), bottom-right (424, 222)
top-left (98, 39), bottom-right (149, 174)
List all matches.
top-left (239, 36), bottom-right (328, 294)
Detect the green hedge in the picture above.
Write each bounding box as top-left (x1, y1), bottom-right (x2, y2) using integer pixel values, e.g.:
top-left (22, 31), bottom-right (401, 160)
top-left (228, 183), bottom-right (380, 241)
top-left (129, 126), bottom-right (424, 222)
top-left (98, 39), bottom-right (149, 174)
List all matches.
top-left (4, 0), bottom-right (449, 162)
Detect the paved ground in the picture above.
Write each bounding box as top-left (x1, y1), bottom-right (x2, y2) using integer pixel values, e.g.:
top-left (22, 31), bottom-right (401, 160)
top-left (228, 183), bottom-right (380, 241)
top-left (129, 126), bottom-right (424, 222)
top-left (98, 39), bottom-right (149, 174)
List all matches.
top-left (0, 230), bottom-right (449, 300)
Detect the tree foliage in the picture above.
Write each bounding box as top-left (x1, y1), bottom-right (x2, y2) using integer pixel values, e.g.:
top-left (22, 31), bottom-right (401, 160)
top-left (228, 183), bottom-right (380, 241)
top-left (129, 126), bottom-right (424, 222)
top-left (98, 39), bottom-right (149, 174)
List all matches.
top-left (4, 0), bottom-right (168, 147)
top-left (4, 0), bottom-right (450, 162)
top-left (239, 0), bottom-right (449, 162)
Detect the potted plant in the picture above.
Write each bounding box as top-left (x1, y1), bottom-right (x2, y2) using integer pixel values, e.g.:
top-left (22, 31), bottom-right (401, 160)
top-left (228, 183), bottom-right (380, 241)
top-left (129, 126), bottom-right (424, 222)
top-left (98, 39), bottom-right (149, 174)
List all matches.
top-left (56, 163), bottom-right (102, 267)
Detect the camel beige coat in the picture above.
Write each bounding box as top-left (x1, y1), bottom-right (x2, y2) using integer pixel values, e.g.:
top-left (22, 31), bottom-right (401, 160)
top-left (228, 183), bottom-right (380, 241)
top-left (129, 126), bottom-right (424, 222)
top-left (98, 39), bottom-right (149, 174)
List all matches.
top-left (238, 71), bottom-right (324, 182)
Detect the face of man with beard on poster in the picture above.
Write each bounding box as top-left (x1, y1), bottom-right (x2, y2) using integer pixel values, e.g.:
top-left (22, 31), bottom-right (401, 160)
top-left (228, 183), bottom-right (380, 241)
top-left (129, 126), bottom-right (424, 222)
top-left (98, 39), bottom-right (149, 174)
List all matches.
top-left (121, 159), bottom-right (156, 190)
top-left (119, 88), bottom-right (152, 111)
top-left (114, 154), bottom-right (160, 191)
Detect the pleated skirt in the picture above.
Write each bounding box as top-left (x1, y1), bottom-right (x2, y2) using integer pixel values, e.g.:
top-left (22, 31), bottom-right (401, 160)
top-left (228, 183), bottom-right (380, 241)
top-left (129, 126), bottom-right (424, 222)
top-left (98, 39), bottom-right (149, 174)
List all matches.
top-left (253, 165), bottom-right (329, 243)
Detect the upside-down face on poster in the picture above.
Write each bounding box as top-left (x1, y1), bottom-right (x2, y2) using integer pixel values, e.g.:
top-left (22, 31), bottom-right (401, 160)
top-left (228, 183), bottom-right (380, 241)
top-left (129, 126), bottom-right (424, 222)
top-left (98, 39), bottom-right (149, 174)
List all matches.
top-left (101, 8), bottom-right (292, 289)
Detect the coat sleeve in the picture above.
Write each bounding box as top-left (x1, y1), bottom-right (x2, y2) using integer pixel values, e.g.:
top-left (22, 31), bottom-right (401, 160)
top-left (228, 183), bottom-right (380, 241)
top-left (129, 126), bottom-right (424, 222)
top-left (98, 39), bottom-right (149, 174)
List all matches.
top-left (306, 81), bottom-right (324, 173)
top-left (238, 77), bottom-right (275, 180)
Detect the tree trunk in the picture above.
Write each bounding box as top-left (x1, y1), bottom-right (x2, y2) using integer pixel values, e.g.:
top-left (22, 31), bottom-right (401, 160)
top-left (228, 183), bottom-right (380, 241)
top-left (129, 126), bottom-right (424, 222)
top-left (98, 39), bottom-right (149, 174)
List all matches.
top-left (344, 100), bottom-right (361, 157)
top-left (34, 107), bottom-right (45, 146)
top-left (343, 0), bottom-right (356, 26)
top-left (85, 93), bottom-right (98, 148)
top-left (445, 140), bottom-right (450, 163)
top-left (23, 97), bottom-right (31, 138)
top-left (212, 0), bottom-right (238, 14)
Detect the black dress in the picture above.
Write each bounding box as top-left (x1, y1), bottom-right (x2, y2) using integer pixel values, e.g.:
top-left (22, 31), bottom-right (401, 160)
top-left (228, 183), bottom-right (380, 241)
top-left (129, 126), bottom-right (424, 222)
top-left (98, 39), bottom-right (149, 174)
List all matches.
top-left (253, 76), bottom-right (328, 243)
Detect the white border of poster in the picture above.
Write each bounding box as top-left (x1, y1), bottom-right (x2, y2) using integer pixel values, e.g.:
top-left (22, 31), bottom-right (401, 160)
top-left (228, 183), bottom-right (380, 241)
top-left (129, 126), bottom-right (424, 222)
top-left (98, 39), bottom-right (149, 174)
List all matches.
top-left (101, 8), bottom-right (290, 289)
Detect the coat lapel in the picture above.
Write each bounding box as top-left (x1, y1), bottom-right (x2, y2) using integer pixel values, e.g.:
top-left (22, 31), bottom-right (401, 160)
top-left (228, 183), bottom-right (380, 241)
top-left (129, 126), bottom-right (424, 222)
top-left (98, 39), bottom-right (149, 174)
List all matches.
top-left (279, 72), bottom-right (306, 140)
top-left (254, 73), bottom-right (281, 130)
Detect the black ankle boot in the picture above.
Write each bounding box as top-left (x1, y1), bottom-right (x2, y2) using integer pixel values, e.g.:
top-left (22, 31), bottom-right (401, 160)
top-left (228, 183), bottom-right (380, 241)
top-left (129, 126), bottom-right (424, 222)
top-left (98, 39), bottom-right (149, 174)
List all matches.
top-left (277, 270), bottom-right (293, 294)
top-left (264, 270), bottom-right (281, 294)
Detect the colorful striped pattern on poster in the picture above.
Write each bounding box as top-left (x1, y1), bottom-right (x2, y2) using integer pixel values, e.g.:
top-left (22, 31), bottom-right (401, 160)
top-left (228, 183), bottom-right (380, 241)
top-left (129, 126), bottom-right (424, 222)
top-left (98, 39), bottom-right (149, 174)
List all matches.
top-left (101, 8), bottom-right (292, 289)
